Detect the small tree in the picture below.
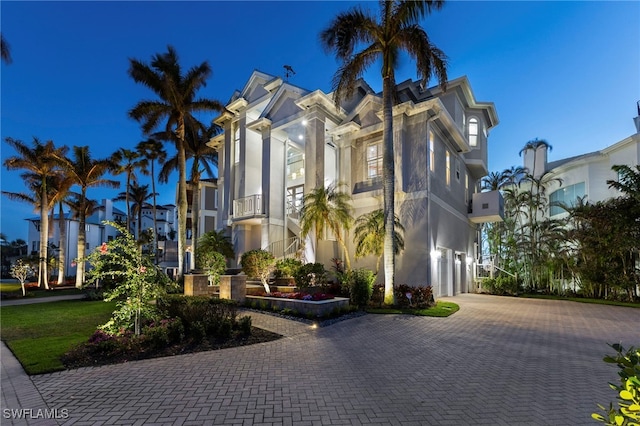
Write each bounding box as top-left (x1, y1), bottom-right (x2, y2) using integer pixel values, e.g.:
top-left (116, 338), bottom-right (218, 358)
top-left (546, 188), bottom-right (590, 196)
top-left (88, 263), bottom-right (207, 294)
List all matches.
top-left (240, 249), bottom-right (275, 294)
top-left (197, 250), bottom-right (226, 286)
top-left (10, 259), bottom-right (32, 297)
top-left (83, 221), bottom-right (177, 336)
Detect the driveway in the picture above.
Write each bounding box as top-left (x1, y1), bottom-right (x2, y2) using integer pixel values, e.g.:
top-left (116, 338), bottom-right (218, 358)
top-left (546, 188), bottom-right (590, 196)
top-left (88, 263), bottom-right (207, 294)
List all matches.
top-left (5, 294), bottom-right (640, 425)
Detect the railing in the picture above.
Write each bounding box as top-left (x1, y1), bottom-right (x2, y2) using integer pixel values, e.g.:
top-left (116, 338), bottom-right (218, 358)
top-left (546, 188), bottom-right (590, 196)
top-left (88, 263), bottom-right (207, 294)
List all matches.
top-left (286, 200), bottom-right (301, 219)
top-left (267, 237), bottom-right (301, 259)
top-left (232, 194), bottom-right (263, 219)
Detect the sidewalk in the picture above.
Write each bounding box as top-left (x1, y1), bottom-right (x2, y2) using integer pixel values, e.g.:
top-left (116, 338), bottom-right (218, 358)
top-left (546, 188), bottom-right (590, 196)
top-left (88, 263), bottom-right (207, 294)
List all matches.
top-left (1, 295), bottom-right (85, 307)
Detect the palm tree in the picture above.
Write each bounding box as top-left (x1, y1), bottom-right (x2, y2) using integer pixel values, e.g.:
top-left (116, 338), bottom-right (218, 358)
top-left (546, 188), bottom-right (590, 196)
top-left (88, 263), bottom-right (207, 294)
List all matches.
top-left (159, 121), bottom-right (220, 268)
top-left (53, 146), bottom-right (119, 288)
top-left (114, 182), bottom-right (155, 241)
top-left (1, 33), bottom-right (12, 64)
top-left (353, 209), bottom-right (405, 274)
top-left (321, 0), bottom-right (448, 304)
top-left (48, 173), bottom-right (74, 285)
top-left (608, 164), bottom-right (640, 202)
top-left (111, 148), bottom-right (148, 234)
top-left (136, 138), bottom-right (167, 263)
top-left (299, 183), bottom-right (354, 269)
top-left (128, 45), bottom-right (224, 279)
top-left (4, 137), bottom-right (66, 289)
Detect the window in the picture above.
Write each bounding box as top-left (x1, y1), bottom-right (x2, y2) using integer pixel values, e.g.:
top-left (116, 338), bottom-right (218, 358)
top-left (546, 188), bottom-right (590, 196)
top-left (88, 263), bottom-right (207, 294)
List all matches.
top-left (468, 117), bottom-right (478, 147)
top-left (429, 130), bottom-right (435, 172)
top-left (445, 151), bottom-right (451, 186)
top-left (455, 158), bottom-right (460, 181)
top-left (549, 182), bottom-right (586, 216)
top-left (234, 127), bottom-right (240, 164)
top-left (367, 142), bottom-right (382, 179)
top-left (465, 174), bottom-right (469, 205)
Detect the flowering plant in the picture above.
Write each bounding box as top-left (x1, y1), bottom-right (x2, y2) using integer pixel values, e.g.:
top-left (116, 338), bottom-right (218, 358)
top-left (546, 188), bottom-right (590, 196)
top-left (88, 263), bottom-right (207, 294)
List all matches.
top-left (83, 221), bottom-right (178, 336)
top-left (268, 291), bottom-right (334, 301)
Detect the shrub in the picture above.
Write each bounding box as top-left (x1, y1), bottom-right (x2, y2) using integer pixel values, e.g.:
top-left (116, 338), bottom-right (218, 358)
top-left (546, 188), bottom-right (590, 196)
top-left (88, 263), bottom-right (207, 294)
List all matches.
top-left (294, 263), bottom-right (327, 290)
top-left (349, 268), bottom-right (375, 308)
top-left (240, 249), bottom-right (275, 293)
top-left (238, 316), bottom-right (252, 336)
top-left (394, 284), bottom-right (434, 308)
top-left (158, 295), bottom-right (238, 340)
top-left (370, 284), bottom-right (385, 307)
top-left (274, 258), bottom-right (303, 279)
top-left (593, 344), bottom-right (640, 425)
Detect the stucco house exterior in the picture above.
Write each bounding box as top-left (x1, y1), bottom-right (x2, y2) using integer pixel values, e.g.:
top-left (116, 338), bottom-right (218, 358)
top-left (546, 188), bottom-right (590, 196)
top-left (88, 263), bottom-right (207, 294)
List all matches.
top-left (207, 71), bottom-right (501, 297)
top-left (520, 110), bottom-right (640, 218)
top-left (26, 199), bottom-right (126, 281)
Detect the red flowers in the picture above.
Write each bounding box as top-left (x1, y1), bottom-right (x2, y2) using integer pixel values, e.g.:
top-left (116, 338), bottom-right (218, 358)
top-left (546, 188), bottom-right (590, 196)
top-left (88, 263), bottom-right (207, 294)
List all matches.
top-left (100, 242), bottom-right (108, 255)
top-left (139, 266), bottom-right (147, 274)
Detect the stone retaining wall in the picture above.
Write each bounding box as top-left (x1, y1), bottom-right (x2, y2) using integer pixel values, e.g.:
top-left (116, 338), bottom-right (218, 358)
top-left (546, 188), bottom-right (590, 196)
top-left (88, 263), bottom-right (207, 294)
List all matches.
top-left (246, 295), bottom-right (349, 317)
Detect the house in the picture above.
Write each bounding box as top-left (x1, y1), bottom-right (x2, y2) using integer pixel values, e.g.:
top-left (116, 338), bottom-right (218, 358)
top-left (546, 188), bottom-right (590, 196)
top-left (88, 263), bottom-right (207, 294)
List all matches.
top-left (132, 202), bottom-right (178, 270)
top-left (520, 109), bottom-right (640, 218)
top-left (181, 178), bottom-right (219, 271)
top-left (207, 71), bottom-right (500, 297)
top-left (26, 199), bottom-right (126, 280)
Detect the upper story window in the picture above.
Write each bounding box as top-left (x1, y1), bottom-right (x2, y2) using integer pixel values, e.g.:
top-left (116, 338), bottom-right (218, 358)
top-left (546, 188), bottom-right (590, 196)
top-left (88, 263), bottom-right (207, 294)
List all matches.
top-left (367, 141), bottom-right (382, 179)
top-left (455, 158), bottom-right (460, 181)
top-left (234, 127), bottom-right (240, 164)
top-left (549, 182), bottom-right (586, 216)
top-left (445, 151), bottom-right (451, 187)
top-left (465, 174), bottom-right (469, 205)
top-left (429, 130), bottom-right (435, 172)
top-left (468, 117), bottom-right (478, 147)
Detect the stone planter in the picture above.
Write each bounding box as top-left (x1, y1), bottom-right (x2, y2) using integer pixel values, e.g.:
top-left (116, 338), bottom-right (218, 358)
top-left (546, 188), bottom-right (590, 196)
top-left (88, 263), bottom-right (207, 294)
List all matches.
top-left (219, 275), bottom-right (247, 304)
top-left (246, 295), bottom-right (349, 317)
top-left (184, 274), bottom-right (218, 296)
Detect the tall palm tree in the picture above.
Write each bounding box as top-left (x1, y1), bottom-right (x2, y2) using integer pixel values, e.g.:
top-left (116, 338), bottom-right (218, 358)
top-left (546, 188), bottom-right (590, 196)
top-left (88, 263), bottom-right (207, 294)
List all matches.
top-left (114, 182), bottom-right (155, 240)
top-left (321, 0), bottom-right (448, 304)
top-left (353, 208), bottom-right (405, 274)
top-left (53, 146), bottom-right (119, 288)
top-left (136, 138), bottom-right (167, 263)
top-left (48, 173), bottom-right (74, 285)
top-left (1, 33), bottom-right (12, 64)
top-left (111, 148), bottom-right (148, 234)
top-left (299, 183), bottom-right (354, 269)
top-left (4, 137), bottom-right (66, 289)
top-left (159, 121), bottom-right (219, 268)
top-left (128, 45), bottom-right (224, 279)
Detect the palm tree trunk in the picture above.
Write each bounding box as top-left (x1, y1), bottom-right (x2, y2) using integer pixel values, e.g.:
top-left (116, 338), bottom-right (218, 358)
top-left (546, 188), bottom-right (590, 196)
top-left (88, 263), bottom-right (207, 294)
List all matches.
top-left (125, 174), bottom-right (131, 235)
top-left (75, 194), bottom-right (87, 289)
top-left (39, 187), bottom-right (50, 290)
top-left (382, 75), bottom-right (395, 305)
top-left (151, 161), bottom-right (159, 264)
top-left (176, 124), bottom-right (187, 279)
top-left (191, 179), bottom-right (200, 270)
top-left (57, 202), bottom-right (66, 285)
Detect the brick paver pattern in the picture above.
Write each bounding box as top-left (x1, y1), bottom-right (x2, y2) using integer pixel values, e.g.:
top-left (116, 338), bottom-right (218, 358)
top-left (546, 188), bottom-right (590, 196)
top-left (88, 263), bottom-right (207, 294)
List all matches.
top-left (4, 294), bottom-right (640, 425)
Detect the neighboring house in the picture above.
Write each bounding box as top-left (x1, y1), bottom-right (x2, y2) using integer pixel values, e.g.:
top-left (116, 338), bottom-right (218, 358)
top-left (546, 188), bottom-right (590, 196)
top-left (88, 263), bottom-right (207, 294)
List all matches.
top-left (26, 199), bottom-right (126, 280)
top-left (208, 70), bottom-right (501, 297)
top-left (132, 202), bottom-right (178, 270)
top-left (520, 110), bottom-right (640, 218)
top-left (180, 178), bottom-right (219, 270)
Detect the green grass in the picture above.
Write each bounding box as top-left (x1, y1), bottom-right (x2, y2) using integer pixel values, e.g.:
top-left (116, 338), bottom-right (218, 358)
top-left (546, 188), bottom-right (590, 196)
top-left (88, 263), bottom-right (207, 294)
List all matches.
top-left (520, 293), bottom-right (640, 308)
top-left (366, 300), bottom-right (459, 317)
top-left (0, 282), bottom-right (84, 298)
top-left (1, 300), bottom-right (116, 374)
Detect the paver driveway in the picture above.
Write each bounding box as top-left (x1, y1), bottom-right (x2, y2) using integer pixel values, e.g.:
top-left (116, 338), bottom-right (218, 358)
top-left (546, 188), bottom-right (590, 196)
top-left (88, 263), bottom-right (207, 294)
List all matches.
top-left (6, 294), bottom-right (640, 425)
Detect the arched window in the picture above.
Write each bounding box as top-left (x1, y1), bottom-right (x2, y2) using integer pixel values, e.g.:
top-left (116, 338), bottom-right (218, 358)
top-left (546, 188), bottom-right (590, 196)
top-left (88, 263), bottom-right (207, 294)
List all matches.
top-left (468, 117), bottom-right (478, 147)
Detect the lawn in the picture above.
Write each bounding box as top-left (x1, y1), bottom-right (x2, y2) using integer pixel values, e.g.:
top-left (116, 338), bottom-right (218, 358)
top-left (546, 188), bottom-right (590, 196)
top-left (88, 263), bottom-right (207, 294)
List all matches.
top-left (366, 300), bottom-right (460, 317)
top-left (0, 282), bottom-right (84, 299)
top-left (1, 300), bottom-right (116, 374)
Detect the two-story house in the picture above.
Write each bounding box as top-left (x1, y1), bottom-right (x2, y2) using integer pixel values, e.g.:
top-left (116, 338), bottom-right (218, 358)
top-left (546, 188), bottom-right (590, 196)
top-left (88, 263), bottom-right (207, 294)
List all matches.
top-left (208, 71), bottom-right (500, 297)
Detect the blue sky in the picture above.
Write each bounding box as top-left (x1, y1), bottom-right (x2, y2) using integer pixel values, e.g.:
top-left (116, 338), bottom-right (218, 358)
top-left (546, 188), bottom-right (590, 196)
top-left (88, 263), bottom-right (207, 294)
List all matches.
top-left (1, 1), bottom-right (639, 242)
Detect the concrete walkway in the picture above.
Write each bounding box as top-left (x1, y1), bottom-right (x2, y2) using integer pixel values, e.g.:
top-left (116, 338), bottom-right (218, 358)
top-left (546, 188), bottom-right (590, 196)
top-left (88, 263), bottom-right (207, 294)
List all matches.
top-left (2, 294), bottom-right (639, 425)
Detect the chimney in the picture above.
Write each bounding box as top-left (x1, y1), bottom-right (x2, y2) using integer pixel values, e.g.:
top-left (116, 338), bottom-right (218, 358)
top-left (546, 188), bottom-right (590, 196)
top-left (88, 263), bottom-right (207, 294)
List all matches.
top-left (634, 101), bottom-right (640, 133)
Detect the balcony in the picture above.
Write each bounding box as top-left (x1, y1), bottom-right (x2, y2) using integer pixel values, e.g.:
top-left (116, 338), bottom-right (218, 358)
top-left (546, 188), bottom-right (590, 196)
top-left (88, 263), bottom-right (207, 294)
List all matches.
top-left (232, 194), bottom-right (264, 222)
top-left (468, 191), bottom-right (504, 224)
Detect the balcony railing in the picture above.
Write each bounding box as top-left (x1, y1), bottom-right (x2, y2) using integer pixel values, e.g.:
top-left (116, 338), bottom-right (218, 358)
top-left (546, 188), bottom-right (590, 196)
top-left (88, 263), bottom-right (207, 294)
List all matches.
top-left (232, 194), bottom-right (263, 219)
